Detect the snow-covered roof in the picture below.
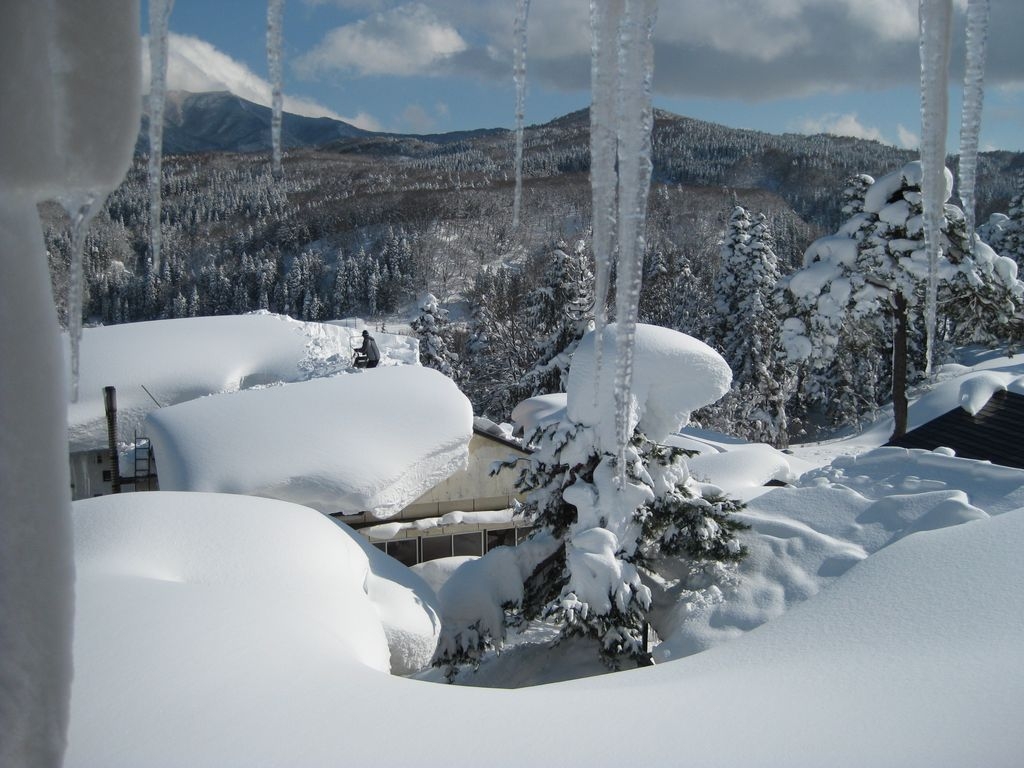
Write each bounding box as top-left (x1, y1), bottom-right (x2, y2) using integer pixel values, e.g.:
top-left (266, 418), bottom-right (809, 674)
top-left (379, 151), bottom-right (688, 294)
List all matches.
top-left (145, 366), bottom-right (473, 517)
top-left (66, 313), bottom-right (418, 452)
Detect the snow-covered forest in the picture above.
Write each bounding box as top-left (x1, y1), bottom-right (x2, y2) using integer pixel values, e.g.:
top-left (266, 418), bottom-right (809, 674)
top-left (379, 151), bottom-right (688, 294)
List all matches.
top-left (42, 113), bottom-right (1024, 438)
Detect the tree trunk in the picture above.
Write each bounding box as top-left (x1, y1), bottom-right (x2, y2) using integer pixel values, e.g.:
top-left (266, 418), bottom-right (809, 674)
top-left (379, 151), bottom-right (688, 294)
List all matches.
top-left (891, 291), bottom-right (909, 439)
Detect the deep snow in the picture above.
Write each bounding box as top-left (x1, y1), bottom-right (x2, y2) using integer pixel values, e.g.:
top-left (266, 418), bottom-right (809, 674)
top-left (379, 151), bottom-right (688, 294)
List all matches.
top-left (146, 364), bottom-right (474, 516)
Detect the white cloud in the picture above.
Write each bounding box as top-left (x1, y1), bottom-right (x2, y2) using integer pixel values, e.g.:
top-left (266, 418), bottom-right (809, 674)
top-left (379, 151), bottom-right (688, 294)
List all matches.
top-left (401, 104), bottom-right (435, 133)
top-left (142, 33), bottom-right (380, 131)
top-left (896, 123), bottom-right (920, 149)
top-left (294, 0), bottom-right (1023, 107)
top-left (796, 112), bottom-right (886, 142)
top-left (295, 3), bottom-right (467, 78)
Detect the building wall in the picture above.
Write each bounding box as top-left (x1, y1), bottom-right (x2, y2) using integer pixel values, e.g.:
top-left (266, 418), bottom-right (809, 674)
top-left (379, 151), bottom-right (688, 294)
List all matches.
top-left (69, 449), bottom-right (114, 500)
top-left (341, 431), bottom-right (529, 526)
top-left (69, 443), bottom-right (157, 501)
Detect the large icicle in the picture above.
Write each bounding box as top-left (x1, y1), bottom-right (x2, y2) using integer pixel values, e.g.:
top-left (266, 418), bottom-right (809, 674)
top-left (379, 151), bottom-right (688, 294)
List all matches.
top-left (611, 0), bottom-right (657, 479)
top-left (148, 0), bottom-right (175, 273)
top-left (267, 0), bottom-right (285, 179)
top-left (512, 0), bottom-right (530, 229)
top-left (58, 193), bottom-right (102, 402)
top-left (957, 0), bottom-right (989, 252)
top-left (918, 0), bottom-right (953, 377)
top-left (589, 0), bottom-right (623, 415)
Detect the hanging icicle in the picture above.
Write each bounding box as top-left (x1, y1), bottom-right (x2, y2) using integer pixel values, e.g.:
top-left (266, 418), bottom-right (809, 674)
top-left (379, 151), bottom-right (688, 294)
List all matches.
top-left (958, 0), bottom-right (989, 253)
top-left (918, 0), bottom-right (953, 378)
top-left (267, 0), bottom-right (285, 180)
top-left (588, 0), bottom-right (623, 414)
top-left (58, 193), bottom-right (101, 402)
top-left (148, 0), bottom-right (175, 274)
top-left (512, 0), bottom-right (530, 229)
top-left (611, 0), bottom-right (657, 481)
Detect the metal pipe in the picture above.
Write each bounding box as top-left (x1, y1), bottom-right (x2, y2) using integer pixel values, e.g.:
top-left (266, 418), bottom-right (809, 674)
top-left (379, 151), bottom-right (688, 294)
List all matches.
top-left (103, 385), bottom-right (121, 493)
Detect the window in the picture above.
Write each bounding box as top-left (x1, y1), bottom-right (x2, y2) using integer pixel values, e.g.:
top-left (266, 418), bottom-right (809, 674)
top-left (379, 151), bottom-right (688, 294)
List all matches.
top-left (386, 539), bottom-right (418, 567)
top-left (421, 536), bottom-right (452, 562)
top-left (453, 531), bottom-right (484, 557)
top-left (486, 529), bottom-right (516, 552)
top-left (101, 470), bottom-right (112, 482)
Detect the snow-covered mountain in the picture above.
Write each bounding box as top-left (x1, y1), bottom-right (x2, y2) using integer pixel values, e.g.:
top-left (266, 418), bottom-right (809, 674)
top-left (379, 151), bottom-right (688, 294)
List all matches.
top-left (136, 90), bottom-right (371, 154)
top-left (136, 90), bottom-right (505, 155)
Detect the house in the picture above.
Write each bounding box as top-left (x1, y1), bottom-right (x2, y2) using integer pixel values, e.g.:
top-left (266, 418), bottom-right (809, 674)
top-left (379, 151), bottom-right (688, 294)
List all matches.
top-left (344, 417), bottom-right (532, 565)
top-left (66, 313), bottom-right (410, 500)
top-left (887, 389), bottom-right (1024, 470)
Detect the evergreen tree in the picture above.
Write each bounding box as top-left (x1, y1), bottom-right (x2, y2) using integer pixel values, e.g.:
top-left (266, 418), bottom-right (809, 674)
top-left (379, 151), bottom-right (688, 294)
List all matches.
top-left (434, 328), bottom-right (747, 676)
top-left (516, 242), bottom-right (595, 400)
top-left (411, 293), bottom-right (460, 380)
top-left (782, 161), bottom-right (1023, 434)
top-left (705, 208), bottom-right (789, 445)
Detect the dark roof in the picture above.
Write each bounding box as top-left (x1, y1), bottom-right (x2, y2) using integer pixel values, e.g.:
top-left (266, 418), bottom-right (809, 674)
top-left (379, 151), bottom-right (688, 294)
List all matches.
top-left (887, 390), bottom-right (1024, 470)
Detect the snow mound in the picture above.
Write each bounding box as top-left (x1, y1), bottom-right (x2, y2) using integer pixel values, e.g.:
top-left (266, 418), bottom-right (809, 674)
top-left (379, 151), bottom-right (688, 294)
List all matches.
top-left (656, 446), bottom-right (1024, 662)
top-left (333, 520), bottom-right (442, 675)
top-left (567, 324), bottom-right (731, 442)
top-left (62, 488), bottom-right (1024, 766)
top-left (687, 442), bottom-right (812, 499)
top-left (510, 392), bottom-right (567, 435)
top-left (67, 313), bottom-right (419, 451)
top-left (147, 366), bottom-right (473, 517)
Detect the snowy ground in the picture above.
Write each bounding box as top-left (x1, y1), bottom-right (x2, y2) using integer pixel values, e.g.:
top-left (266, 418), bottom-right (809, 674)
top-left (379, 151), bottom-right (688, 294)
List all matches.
top-left (62, 350), bottom-right (1024, 766)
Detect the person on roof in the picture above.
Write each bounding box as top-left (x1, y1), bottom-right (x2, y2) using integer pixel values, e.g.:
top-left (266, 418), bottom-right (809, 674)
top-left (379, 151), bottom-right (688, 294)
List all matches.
top-left (353, 329), bottom-right (380, 369)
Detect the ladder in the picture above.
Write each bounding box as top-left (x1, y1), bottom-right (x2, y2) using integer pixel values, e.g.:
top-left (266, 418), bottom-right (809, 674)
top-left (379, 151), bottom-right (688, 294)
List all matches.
top-left (134, 432), bottom-right (154, 491)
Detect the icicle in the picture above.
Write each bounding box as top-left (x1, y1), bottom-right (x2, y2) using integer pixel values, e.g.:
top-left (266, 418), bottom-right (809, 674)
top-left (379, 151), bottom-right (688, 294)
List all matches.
top-left (58, 193), bottom-right (102, 402)
top-left (267, 0), bottom-right (285, 180)
top-left (589, 0), bottom-right (623, 416)
top-left (512, 0), bottom-right (530, 229)
top-left (611, 0), bottom-right (656, 480)
top-left (958, 0), bottom-right (989, 253)
top-left (918, 0), bottom-right (953, 377)
top-left (148, 0), bottom-right (175, 274)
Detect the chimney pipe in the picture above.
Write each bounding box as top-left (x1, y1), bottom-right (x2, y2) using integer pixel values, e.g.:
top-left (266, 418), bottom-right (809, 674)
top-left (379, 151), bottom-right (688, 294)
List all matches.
top-left (103, 385), bottom-right (121, 493)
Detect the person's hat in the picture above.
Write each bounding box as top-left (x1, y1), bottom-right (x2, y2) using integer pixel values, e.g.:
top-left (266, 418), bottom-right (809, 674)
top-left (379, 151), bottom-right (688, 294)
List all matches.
top-left (362, 330), bottom-right (369, 336)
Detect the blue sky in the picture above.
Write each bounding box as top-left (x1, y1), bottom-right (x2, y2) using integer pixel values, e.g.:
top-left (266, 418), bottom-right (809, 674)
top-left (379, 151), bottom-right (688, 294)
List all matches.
top-left (145, 0), bottom-right (1023, 150)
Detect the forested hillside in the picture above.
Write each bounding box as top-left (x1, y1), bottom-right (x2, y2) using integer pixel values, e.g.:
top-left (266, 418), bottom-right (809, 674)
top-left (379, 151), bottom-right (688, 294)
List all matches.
top-left (43, 99), bottom-right (1024, 434)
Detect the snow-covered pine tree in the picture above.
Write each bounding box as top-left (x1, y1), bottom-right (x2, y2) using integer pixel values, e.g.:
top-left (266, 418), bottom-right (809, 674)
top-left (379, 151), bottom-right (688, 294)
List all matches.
top-left (505, 418), bottom-right (746, 668)
top-left (411, 293), bottom-right (460, 380)
top-left (433, 325), bottom-right (747, 676)
top-left (782, 161), bottom-right (1022, 435)
top-left (516, 241), bottom-right (594, 399)
top-left (462, 265), bottom-right (535, 420)
top-left (980, 169), bottom-right (1024, 268)
top-left (705, 208), bottom-right (789, 445)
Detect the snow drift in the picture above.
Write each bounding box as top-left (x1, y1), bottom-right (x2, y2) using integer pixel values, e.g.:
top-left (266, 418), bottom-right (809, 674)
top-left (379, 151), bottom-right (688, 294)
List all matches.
top-left (64, 488), bottom-right (1024, 767)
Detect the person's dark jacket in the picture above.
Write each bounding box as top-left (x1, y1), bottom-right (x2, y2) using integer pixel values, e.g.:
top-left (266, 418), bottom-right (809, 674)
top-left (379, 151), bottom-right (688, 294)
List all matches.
top-left (357, 335), bottom-right (380, 363)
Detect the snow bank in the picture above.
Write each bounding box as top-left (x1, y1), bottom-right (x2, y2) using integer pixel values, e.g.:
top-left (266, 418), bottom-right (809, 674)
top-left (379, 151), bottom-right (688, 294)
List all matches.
top-left (64, 489), bottom-right (1024, 766)
top-left (567, 324), bottom-right (731, 442)
top-left (71, 493), bottom-right (441, 688)
top-left (329, 518), bottom-right (442, 675)
top-left (147, 366), bottom-right (474, 517)
top-left (655, 446), bottom-right (1024, 661)
top-left (687, 442), bottom-right (812, 499)
top-left (68, 313), bottom-right (417, 451)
